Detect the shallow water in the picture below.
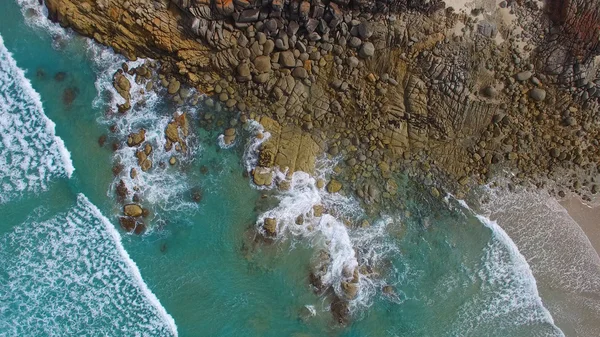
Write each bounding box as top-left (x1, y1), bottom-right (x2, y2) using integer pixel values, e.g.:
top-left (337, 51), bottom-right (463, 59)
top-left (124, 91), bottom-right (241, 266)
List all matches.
top-left (0, 1), bottom-right (573, 336)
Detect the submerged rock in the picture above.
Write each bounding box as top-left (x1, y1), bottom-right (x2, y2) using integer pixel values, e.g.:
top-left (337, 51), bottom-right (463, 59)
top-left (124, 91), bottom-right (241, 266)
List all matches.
top-left (116, 179), bottom-right (128, 202)
top-left (62, 87), bottom-right (78, 106)
top-left (330, 297), bottom-right (350, 325)
top-left (119, 216), bottom-right (146, 234)
top-left (54, 71), bottom-right (66, 82)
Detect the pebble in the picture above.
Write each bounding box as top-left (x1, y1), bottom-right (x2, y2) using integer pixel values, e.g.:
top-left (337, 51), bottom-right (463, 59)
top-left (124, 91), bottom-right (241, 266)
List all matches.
top-left (516, 71), bottom-right (532, 81)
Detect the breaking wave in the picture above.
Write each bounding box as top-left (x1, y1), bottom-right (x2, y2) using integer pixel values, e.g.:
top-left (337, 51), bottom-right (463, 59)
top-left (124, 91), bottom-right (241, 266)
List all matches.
top-left (92, 52), bottom-right (202, 216)
top-left (0, 194), bottom-right (178, 336)
top-left (244, 125), bottom-right (399, 313)
top-left (451, 198), bottom-right (564, 337)
top-left (479, 186), bottom-right (600, 336)
top-left (0, 33), bottom-right (73, 203)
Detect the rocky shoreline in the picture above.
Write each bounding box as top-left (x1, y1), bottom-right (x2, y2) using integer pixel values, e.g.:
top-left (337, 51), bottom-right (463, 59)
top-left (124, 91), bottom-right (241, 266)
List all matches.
top-left (42, 0), bottom-right (600, 325)
top-left (46, 0), bottom-right (600, 205)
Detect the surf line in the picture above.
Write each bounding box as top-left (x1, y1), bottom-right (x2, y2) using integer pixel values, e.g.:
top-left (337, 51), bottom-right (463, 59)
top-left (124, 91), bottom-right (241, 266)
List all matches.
top-left (79, 194), bottom-right (179, 336)
top-left (0, 33), bottom-right (74, 178)
top-left (450, 195), bottom-right (564, 335)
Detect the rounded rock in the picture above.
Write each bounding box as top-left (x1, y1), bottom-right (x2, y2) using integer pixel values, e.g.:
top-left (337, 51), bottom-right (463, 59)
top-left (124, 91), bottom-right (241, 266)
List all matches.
top-left (529, 88), bottom-right (546, 102)
top-left (123, 204), bottom-right (143, 217)
top-left (253, 55), bottom-right (272, 73)
top-left (358, 42), bottom-right (374, 58)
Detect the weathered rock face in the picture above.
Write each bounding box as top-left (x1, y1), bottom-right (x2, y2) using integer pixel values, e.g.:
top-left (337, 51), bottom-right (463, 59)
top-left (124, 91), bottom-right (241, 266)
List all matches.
top-left (46, 0), bottom-right (600, 203)
top-left (46, 0), bottom-right (213, 86)
top-left (252, 116), bottom-right (323, 185)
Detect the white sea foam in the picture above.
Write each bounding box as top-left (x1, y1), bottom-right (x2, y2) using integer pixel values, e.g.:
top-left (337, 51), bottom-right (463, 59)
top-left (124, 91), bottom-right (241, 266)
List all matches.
top-left (451, 198), bottom-right (564, 336)
top-left (0, 194), bottom-right (178, 336)
top-left (16, 0), bottom-right (201, 218)
top-left (244, 124), bottom-right (398, 312)
top-left (66, 32), bottom-right (203, 216)
top-left (15, 0), bottom-right (70, 41)
top-left (479, 186), bottom-right (600, 336)
top-left (102, 68), bottom-right (201, 216)
top-left (0, 33), bottom-right (74, 203)
top-left (242, 119), bottom-right (272, 181)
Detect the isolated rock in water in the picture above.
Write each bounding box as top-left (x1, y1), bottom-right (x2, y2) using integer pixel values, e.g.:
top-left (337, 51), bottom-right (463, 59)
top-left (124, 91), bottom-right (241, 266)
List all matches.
top-left (382, 285), bottom-right (395, 294)
top-left (116, 179), bottom-right (128, 202)
top-left (136, 150), bottom-right (152, 171)
top-left (165, 122), bottom-right (179, 143)
top-left (224, 128), bottom-right (236, 145)
top-left (313, 204), bottom-right (325, 217)
top-left (263, 217), bottom-right (277, 236)
top-left (119, 216), bottom-right (146, 234)
top-left (253, 167), bottom-right (273, 186)
top-left (123, 204), bottom-right (143, 217)
top-left (113, 71), bottom-right (131, 100)
top-left (327, 179), bottom-right (342, 193)
top-left (127, 129), bottom-right (146, 147)
top-left (342, 281), bottom-right (358, 300)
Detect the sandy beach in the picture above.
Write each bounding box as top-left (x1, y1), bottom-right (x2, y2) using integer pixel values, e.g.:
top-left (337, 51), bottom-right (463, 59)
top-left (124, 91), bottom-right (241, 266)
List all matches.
top-left (483, 189), bottom-right (600, 337)
top-left (560, 196), bottom-right (600, 258)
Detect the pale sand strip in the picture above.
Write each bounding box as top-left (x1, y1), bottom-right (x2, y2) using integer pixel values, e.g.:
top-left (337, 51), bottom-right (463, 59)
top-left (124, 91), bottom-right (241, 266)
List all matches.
top-left (560, 196), bottom-right (600, 258)
top-left (482, 190), bottom-right (600, 336)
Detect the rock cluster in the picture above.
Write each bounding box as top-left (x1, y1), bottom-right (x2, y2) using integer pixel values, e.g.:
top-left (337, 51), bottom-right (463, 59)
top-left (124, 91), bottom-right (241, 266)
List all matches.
top-left (48, 0), bottom-right (600, 322)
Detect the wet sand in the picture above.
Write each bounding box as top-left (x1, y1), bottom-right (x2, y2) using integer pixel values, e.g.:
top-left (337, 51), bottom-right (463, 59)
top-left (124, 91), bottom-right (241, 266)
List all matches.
top-left (560, 196), bottom-right (600, 258)
top-left (483, 189), bottom-right (600, 337)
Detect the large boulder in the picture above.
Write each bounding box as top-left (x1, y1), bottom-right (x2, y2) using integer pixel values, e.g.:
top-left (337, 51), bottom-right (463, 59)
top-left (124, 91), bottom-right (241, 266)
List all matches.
top-left (165, 122), bottom-right (180, 143)
top-left (357, 22), bottom-right (372, 39)
top-left (236, 63), bottom-right (251, 81)
top-left (253, 167), bottom-right (273, 186)
top-left (215, 0), bottom-right (234, 15)
top-left (127, 129), bottom-right (146, 147)
top-left (113, 72), bottom-right (131, 100)
top-left (279, 51), bottom-right (296, 68)
top-left (263, 217), bottom-right (277, 236)
top-left (123, 204), bottom-right (143, 217)
top-left (327, 179), bottom-right (342, 193)
top-left (341, 281), bottom-right (358, 299)
top-left (253, 55), bottom-right (272, 73)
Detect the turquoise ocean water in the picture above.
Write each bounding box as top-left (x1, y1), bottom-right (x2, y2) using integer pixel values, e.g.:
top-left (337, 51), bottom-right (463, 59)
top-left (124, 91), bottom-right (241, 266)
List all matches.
top-left (0, 1), bottom-right (566, 336)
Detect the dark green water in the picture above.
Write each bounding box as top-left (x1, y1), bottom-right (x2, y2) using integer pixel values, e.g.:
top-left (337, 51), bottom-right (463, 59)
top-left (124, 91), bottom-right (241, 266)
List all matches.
top-left (0, 1), bottom-right (565, 336)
